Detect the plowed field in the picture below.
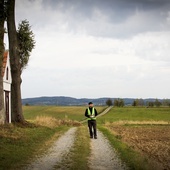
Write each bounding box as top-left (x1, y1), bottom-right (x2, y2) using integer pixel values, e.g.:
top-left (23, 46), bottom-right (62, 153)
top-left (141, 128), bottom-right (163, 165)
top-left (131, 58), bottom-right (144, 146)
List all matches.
top-left (107, 125), bottom-right (170, 170)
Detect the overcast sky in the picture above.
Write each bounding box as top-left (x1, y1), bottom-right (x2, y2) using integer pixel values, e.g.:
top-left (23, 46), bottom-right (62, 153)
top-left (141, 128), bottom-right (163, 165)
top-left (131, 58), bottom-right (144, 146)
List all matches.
top-left (6, 0), bottom-right (170, 99)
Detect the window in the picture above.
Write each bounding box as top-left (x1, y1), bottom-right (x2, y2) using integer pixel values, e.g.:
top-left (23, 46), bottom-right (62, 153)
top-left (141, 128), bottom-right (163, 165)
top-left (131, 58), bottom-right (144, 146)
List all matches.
top-left (6, 67), bottom-right (8, 80)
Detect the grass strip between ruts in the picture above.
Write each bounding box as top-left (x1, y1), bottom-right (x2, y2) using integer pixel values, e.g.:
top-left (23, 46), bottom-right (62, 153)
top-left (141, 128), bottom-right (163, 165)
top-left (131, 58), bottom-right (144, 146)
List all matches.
top-left (64, 125), bottom-right (91, 170)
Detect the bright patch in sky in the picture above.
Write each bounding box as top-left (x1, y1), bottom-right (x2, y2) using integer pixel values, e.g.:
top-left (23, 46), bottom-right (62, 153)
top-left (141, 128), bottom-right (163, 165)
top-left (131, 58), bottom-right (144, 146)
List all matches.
top-left (5, 0), bottom-right (170, 99)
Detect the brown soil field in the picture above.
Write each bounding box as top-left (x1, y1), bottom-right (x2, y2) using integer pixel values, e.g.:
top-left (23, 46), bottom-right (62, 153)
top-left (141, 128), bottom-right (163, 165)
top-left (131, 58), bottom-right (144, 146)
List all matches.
top-left (107, 124), bottom-right (170, 170)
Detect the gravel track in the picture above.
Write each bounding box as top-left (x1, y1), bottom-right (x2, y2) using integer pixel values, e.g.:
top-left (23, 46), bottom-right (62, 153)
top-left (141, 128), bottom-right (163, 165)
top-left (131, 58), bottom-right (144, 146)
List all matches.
top-left (89, 130), bottom-right (127, 170)
top-left (25, 127), bottom-right (77, 170)
top-left (25, 107), bottom-right (127, 170)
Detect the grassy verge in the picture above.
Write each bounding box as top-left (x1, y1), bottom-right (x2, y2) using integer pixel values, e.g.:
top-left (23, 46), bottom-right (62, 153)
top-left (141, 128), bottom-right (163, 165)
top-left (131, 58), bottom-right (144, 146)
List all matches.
top-left (0, 123), bottom-right (69, 170)
top-left (98, 125), bottom-right (152, 170)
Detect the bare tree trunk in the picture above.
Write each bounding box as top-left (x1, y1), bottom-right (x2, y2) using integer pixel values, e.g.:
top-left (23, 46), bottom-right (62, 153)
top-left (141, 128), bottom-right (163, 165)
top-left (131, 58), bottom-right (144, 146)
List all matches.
top-left (7, 0), bottom-right (25, 123)
top-left (0, 0), bottom-right (5, 124)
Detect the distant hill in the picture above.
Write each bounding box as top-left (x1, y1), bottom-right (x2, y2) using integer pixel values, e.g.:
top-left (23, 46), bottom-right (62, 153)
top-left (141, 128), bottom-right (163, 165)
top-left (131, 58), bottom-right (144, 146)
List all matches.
top-left (22, 96), bottom-right (161, 106)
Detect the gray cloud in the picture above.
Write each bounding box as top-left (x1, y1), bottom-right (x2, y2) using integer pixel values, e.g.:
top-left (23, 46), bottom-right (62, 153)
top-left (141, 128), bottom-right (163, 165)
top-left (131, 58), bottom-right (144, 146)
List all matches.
top-left (37, 0), bottom-right (170, 38)
top-left (14, 0), bottom-right (170, 98)
top-left (16, 0), bottom-right (170, 39)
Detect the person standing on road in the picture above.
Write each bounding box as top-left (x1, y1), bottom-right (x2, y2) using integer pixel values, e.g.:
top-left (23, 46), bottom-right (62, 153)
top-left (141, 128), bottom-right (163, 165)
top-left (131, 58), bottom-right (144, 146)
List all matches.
top-left (85, 102), bottom-right (98, 139)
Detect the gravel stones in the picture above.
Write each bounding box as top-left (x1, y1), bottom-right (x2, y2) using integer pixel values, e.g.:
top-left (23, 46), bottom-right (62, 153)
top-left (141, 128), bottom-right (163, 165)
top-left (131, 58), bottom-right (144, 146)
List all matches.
top-left (26, 127), bottom-right (77, 170)
top-left (89, 130), bottom-right (127, 170)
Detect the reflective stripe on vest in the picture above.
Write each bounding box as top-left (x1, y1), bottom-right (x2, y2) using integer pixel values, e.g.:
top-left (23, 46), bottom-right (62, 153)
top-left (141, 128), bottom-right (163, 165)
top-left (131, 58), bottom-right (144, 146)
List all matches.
top-left (87, 107), bottom-right (96, 120)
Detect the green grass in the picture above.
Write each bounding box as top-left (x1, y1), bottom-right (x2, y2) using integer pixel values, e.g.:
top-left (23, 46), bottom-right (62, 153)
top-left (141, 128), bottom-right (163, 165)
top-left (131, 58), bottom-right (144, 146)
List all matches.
top-left (97, 107), bottom-right (170, 124)
top-left (69, 125), bottom-right (90, 170)
top-left (0, 106), bottom-right (105, 170)
top-left (0, 124), bottom-right (69, 170)
top-left (2, 106), bottom-right (169, 170)
top-left (23, 106), bottom-right (105, 121)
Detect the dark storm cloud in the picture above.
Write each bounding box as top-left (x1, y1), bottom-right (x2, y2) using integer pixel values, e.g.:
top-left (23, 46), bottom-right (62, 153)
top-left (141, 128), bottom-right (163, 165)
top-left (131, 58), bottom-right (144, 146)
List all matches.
top-left (39, 0), bottom-right (170, 38)
top-left (42, 0), bottom-right (170, 17)
top-left (42, 0), bottom-right (170, 9)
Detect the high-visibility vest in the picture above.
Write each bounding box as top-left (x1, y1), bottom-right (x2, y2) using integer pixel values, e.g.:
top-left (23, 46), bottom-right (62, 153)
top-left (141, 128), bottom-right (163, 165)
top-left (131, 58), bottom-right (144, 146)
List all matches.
top-left (87, 107), bottom-right (96, 120)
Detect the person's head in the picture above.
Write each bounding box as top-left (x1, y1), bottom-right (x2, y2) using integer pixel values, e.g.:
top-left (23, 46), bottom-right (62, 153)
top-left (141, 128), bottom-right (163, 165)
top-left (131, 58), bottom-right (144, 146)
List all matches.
top-left (88, 102), bottom-right (93, 108)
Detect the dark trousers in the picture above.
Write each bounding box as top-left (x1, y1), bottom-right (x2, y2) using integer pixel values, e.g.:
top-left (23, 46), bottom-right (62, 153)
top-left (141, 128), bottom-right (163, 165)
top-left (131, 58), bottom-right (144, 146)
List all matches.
top-left (88, 120), bottom-right (97, 137)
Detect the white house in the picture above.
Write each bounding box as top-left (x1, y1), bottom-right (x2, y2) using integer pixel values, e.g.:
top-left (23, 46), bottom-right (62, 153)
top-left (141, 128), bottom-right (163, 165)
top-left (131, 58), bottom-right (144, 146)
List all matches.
top-left (2, 50), bottom-right (12, 123)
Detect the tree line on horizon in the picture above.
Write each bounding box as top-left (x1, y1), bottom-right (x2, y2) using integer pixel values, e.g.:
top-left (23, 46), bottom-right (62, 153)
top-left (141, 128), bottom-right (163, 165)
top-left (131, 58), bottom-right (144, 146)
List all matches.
top-left (106, 98), bottom-right (170, 107)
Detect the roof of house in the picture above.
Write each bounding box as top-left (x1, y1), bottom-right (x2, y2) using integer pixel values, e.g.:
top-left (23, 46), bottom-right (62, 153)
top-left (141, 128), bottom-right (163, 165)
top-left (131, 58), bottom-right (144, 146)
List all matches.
top-left (2, 51), bottom-right (8, 77)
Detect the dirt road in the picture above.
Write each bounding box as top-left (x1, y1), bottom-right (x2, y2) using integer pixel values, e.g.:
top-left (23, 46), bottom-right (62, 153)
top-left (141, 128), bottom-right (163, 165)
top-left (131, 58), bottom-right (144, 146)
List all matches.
top-left (89, 130), bottom-right (126, 170)
top-left (25, 127), bottom-right (77, 170)
top-left (25, 107), bottom-right (127, 170)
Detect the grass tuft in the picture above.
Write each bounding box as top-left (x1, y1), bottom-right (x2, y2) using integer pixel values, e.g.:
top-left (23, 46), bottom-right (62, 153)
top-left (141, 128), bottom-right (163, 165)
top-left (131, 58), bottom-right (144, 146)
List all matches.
top-left (0, 124), bottom-right (22, 140)
top-left (33, 116), bottom-right (81, 128)
top-left (104, 120), bottom-right (170, 126)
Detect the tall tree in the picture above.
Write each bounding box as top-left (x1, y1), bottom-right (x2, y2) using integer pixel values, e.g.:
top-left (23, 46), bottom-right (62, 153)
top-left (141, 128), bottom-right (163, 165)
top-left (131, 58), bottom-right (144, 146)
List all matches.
top-left (132, 100), bottom-right (137, 107)
top-left (154, 99), bottom-right (162, 107)
top-left (114, 98), bottom-right (124, 107)
top-left (106, 99), bottom-right (113, 106)
top-left (113, 99), bottom-right (119, 107)
top-left (0, 0), bottom-right (5, 124)
top-left (119, 99), bottom-right (124, 107)
top-left (7, 0), bottom-right (24, 123)
top-left (17, 19), bottom-right (35, 71)
top-left (132, 99), bottom-right (139, 107)
top-left (7, 0), bottom-right (35, 123)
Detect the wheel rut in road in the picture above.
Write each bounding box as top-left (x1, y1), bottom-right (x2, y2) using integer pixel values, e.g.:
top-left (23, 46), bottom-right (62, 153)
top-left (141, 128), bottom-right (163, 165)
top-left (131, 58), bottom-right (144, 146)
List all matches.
top-left (25, 107), bottom-right (127, 170)
top-left (25, 127), bottom-right (77, 170)
top-left (88, 130), bottom-right (127, 170)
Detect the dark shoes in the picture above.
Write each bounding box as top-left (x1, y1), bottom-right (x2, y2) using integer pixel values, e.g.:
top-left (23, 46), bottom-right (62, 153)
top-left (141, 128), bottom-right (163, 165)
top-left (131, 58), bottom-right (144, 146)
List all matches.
top-left (90, 136), bottom-right (97, 139)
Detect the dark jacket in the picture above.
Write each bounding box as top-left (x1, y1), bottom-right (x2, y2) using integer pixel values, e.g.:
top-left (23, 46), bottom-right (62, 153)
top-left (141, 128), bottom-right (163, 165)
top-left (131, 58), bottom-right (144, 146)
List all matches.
top-left (85, 107), bottom-right (98, 118)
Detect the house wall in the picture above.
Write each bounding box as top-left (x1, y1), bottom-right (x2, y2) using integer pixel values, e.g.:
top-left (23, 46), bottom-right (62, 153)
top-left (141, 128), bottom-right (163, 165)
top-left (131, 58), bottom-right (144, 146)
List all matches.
top-left (3, 53), bottom-right (12, 123)
top-left (3, 55), bottom-right (12, 86)
top-left (3, 91), bottom-right (11, 123)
